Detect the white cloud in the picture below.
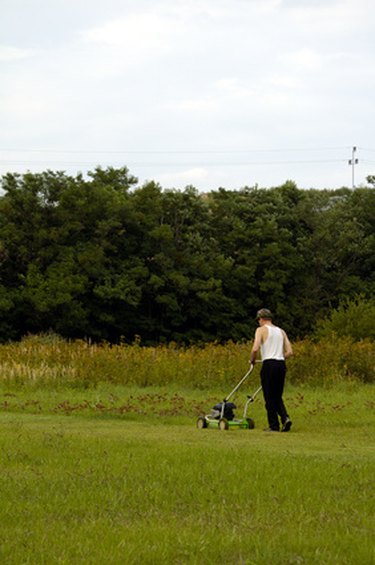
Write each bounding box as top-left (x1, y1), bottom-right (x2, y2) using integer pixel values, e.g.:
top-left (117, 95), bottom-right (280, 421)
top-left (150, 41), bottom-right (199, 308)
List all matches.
top-left (282, 0), bottom-right (372, 35)
top-left (0, 92), bottom-right (47, 116)
top-left (81, 13), bottom-right (170, 47)
top-left (0, 45), bottom-right (35, 61)
top-left (166, 96), bottom-right (220, 113)
top-left (269, 74), bottom-right (300, 88)
top-left (75, 10), bottom-right (188, 77)
top-left (79, 12), bottom-right (182, 61)
top-left (158, 167), bottom-right (210, 187)
top-left (216, 78), bottom-right (258, 99)
top-left (278, 48), bottom-right (322, 71)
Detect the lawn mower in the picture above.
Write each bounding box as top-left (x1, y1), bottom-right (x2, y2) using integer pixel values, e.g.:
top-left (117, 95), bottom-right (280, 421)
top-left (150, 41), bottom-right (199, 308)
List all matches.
top-left (196, 363), bottom-right (262, 430)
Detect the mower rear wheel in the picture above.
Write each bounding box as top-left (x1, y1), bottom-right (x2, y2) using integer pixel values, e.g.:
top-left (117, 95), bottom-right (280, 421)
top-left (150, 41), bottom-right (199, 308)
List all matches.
top-left (246, 418), bottom-right (255, 429)
top-left (196, 416), bottom-right (207, 429)
top-left (219, 418), bottom-right (229, 431)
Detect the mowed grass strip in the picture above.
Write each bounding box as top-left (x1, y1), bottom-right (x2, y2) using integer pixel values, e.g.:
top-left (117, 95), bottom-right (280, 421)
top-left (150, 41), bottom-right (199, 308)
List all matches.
top-left (0, 386), bottom-right (374, 565)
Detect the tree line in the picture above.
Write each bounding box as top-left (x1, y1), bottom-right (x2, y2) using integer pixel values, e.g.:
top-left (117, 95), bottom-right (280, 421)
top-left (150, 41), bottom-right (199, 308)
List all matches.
top-left (0, 167), bottom-right (374, 343)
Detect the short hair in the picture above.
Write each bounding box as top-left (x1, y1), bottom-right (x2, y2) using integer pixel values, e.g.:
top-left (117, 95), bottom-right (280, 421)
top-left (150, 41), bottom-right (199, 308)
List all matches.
top-left (256, 308), bottom-right (273, 320)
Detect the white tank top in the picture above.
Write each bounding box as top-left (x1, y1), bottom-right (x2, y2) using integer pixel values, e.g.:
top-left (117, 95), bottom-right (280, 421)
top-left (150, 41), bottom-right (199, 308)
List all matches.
top-left (260, 325), bottom-right (285, 361)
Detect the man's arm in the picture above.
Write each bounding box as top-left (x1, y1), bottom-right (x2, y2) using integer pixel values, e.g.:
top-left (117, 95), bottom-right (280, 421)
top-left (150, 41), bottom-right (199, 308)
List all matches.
top-left (250, 327), bottom-right (264, 364)
top-left (282, 330), bottom-right (293, 359)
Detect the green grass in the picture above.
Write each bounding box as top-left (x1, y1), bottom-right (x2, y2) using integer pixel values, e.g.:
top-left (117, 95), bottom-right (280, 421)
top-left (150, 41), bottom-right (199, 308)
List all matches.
top-left (0, 383), bottom-right (374, 564)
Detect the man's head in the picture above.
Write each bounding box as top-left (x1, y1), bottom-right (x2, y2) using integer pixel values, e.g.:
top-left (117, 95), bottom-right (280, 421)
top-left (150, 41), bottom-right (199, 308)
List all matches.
top-left (256, 308), bottom-right (273, 322)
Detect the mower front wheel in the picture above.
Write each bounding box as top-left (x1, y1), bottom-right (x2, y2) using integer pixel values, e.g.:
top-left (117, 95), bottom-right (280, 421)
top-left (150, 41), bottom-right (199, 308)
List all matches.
top-left (246, 418), bottom-right (255, 429)
top-left (196, 416), bottom-right (207, 429)
top-left (219, 418), bottom-right (229, 431)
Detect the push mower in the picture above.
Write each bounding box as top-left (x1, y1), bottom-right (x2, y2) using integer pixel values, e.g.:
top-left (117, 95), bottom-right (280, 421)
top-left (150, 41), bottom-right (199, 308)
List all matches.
top-left (196, 363), bottom-right (262, 430)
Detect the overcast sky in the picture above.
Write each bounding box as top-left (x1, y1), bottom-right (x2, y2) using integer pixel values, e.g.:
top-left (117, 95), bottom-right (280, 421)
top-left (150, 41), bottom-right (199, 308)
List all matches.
top-left (1, 0), bottom-right (374, 191)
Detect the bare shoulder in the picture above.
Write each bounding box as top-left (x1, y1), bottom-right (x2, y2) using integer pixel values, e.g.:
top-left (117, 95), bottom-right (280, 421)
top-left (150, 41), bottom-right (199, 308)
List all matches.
top-left (253, 325), bottom-right (266, 346)
top-left (258, 325), bottom-right (268, 341)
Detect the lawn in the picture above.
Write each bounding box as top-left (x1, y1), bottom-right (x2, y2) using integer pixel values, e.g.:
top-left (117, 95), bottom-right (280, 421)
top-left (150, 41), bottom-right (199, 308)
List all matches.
top-left (0, 383), bottom-right (374, 564)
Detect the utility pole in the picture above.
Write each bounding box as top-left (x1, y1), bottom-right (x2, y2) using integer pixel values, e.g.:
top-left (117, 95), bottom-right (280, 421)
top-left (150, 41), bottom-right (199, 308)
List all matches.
top-left (348, 146), bottom-right (358, 188)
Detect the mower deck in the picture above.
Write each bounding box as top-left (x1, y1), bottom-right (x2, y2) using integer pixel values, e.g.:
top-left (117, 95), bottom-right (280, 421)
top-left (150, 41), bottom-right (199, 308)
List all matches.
top-left (197, 415), bottom-right (255, 431)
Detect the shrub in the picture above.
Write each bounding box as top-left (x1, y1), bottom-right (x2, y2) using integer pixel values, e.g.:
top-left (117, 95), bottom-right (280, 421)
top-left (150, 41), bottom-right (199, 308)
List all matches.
top-left (315, 295), bottom-right (375, 341)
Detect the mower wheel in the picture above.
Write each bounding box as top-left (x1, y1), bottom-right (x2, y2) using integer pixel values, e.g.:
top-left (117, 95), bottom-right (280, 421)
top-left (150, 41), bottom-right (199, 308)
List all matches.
top-left (196, 416), bottom-right (207, 429)
top-left (246, 418), bottom-right (255, 429)
top-left (219, 418), bottom-right (229, 431)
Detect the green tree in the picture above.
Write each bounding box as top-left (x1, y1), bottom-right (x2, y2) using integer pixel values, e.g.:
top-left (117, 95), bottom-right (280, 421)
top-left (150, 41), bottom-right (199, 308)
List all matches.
top-left (0, 167), bottom-right (143, 340)
top-left (1, 169), bottom-right (374, 343)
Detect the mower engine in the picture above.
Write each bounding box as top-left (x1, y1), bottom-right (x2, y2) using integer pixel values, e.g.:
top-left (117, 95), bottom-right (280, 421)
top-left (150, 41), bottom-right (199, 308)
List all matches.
top-left (211, 402), bottom-right (236, 421)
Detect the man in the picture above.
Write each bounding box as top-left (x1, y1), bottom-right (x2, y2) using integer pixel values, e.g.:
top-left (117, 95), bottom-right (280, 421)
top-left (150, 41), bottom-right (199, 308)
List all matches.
top-left (250, 308), bottom-right (293, 432)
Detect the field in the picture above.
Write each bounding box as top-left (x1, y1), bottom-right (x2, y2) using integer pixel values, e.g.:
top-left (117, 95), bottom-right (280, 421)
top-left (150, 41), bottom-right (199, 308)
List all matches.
top-left (0, 377), bottom-right (374, 564)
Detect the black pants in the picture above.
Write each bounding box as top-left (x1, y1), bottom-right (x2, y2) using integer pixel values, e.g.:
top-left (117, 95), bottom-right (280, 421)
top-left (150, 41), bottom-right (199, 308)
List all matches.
top-left (261, 359), bottom-right (289, 430)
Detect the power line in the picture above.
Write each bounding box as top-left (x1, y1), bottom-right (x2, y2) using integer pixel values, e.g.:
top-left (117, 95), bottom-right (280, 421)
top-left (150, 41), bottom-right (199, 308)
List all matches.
top-left (0, 146), bottom-right (351, 155)
top-left (0, 147), bottom-right (368, 189)
top-left (0, 158), bottom-right (347, 167)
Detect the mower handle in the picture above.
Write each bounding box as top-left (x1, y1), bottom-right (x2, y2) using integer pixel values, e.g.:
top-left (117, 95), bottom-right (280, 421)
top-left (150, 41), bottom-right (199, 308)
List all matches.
top-left (247, 385), bottom-right (262, 403)
top-left (223, 363), bottom-right (255, 403)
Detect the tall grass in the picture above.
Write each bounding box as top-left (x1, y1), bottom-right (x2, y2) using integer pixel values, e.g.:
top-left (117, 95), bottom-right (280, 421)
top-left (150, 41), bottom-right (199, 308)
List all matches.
top-left (290, 337), bottom-right (375, 384)
top-left (0, 333), bottom-right (373, 389)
